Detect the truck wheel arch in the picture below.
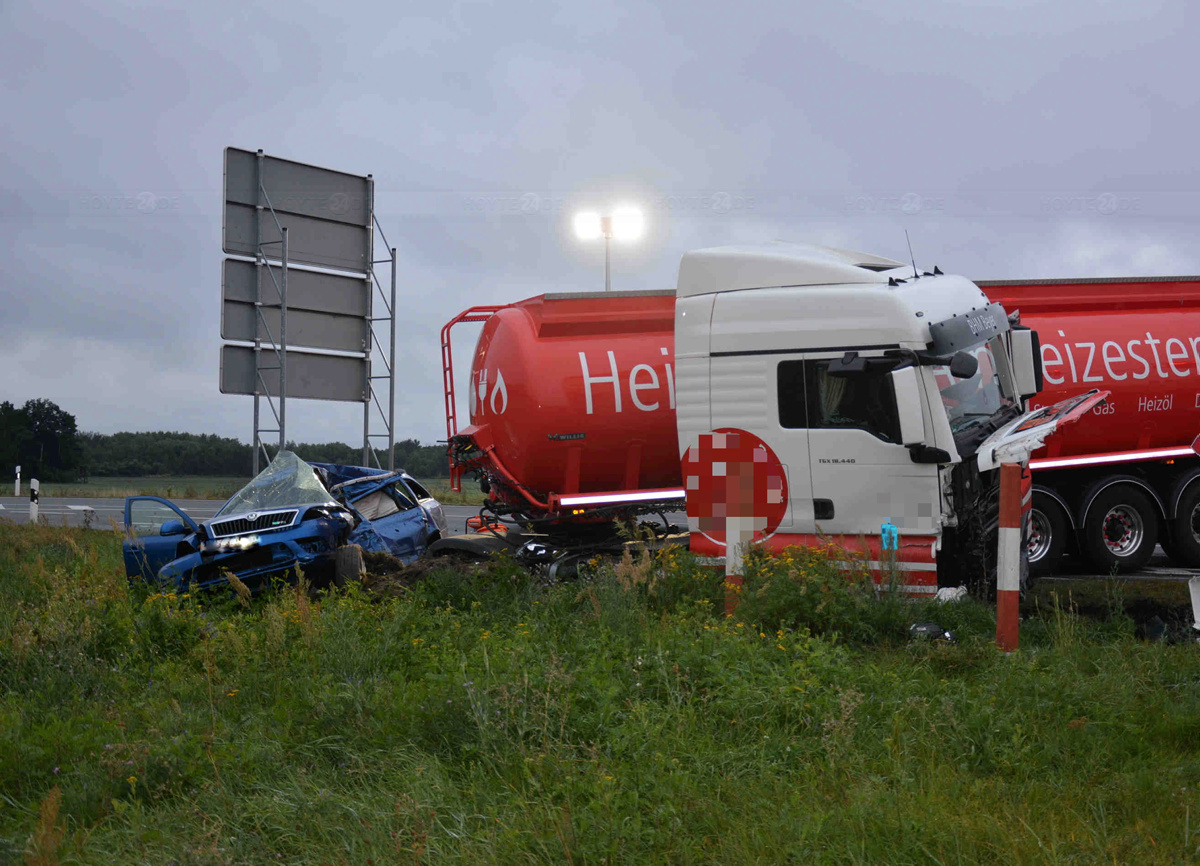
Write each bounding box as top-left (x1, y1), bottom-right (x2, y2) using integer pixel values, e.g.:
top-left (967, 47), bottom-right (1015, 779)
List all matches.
top-left (1028, 488), bottom-right (1072, 576)
top-left (1167, 469), bottom-right (1200, 520)
top-left (1033, 486), bottom-right (1075, 530)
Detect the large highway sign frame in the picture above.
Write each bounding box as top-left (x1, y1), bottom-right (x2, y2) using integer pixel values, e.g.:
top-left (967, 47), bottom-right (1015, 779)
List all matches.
top-left (220, 147), bottom-right (398, 473)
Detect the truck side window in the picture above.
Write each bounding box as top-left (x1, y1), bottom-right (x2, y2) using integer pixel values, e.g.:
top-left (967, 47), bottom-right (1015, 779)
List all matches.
top-left (777, 360), bottom-right (807, 428)
top-left (807, 361), bottom-right (902, 443)
top-left (778, 360), bottom-right (902, 442)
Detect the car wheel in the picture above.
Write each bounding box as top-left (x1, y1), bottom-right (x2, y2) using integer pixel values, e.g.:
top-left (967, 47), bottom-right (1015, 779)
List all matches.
top-left (1081, 486), bottom-right (1158, 573)
top-left (1168, 484), bottom-right (1200, 568)
top-left (334, 544), bottom-right (365, 588)
top-left (1027, 494), bottom-right (1068, 578)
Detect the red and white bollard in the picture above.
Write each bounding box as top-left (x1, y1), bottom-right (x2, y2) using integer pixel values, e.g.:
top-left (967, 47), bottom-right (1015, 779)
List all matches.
top-left (995, 462), bottom-right (1022, 651)
top-left (29, 478), bottom-right (40, 525)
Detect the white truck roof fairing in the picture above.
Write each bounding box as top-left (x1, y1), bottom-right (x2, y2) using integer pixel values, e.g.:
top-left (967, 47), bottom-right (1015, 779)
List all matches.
top-left (677, 242), bottom-right (905, 298)
top-left (676, 243), bottom-right (998, 354)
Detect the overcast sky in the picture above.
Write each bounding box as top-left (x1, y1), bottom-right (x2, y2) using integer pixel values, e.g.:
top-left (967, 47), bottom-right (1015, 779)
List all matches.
top-left (3, 0), bottom-right (1197, 450)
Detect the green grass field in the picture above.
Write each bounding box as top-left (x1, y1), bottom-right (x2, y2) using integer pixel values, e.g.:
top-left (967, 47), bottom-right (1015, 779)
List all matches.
top-left (34, 476), bottom-right (485, 505)
top-left (3, 524), bottom-right (1199, 864)
top-left (36, 476), bottom-right (252, 500)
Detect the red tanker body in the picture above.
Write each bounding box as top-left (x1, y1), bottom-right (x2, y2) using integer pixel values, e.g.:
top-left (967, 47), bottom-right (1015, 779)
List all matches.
top-left (450, 290), bottom-right (681, 515)
top-left (979, 277), bottom-right (1200, 573)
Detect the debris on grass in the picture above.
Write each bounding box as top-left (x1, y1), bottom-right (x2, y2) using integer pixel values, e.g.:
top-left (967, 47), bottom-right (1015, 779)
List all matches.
top-left (909, 621), bottom-right (956, 643)
top-left (358, 551), bottom-right (490, 598)
top-left (936, 586), bottom-right (968, 604)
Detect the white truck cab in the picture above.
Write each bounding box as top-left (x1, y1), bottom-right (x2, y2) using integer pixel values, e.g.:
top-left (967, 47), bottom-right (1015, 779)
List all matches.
top-left (674, 242), bottom-right (1062, 590)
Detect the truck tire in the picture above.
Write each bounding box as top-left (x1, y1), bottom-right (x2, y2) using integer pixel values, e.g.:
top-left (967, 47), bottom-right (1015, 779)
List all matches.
top-left (1027, 493), bottom-right (1068, 577)
top-left (1168, 484), bottom-right (1200, 567)
top-left (1081, 486), bottom-right (1158, 573)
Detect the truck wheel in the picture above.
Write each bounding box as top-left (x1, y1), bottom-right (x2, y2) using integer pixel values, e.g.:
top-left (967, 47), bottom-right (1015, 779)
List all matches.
top-left (1081, 486), bottom-right (1158, 573)
top-left (1168, 485), bottom-right (1200, 567)
top-left (1027, 494), bottom-right (1067, 577)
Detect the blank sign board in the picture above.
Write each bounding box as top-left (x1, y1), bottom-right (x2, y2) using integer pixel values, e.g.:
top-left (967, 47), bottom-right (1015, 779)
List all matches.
top-left (222, 147), bottom-right (372, 273)
top-left (220, 345), bottom-right (367, 402)
top-left (221, 303), bottom-right (368, 354)
top-left (221, 258), bottom-right (369, 353)
top-left (222, 258), bottom-right (368, 316)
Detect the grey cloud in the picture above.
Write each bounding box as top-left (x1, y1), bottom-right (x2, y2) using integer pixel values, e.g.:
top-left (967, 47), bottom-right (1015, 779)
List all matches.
top-left (2, 0), bottom-right (1197, 447)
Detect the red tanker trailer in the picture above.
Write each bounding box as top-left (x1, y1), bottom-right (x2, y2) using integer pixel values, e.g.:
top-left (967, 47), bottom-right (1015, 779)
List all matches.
top-left (978, 277), bottom-right (1200, 574)
top-left (443, 290), bottom-right (682, 519)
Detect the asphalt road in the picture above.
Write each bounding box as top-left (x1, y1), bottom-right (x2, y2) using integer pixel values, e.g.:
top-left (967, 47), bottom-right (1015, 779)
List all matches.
top-left (5, 496), bottom-right (1197, 582)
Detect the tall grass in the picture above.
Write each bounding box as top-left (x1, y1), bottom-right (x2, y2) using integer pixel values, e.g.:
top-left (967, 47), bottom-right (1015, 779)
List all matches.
top-left (2, 523), bottom-right (1199, 864)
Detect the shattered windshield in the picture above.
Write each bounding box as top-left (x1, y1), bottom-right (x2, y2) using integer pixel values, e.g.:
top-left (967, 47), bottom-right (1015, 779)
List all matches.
top-left (934, 337), bottom-right (1017, 435)
top-left (216, 451), bottom-right (335, 517)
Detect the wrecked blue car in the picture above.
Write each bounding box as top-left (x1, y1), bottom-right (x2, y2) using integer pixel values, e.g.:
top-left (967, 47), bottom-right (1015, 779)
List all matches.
top-left (122, 451), bottom-right (448, 592)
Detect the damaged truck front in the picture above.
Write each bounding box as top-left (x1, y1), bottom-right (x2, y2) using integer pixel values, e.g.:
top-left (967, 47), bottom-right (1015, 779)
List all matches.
top-left (123, 451), bottom-right (446, 592)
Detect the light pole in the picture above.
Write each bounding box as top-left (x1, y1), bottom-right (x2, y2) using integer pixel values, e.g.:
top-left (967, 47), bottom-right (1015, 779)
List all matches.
top-left (573, 206), bottom-right (644, 291)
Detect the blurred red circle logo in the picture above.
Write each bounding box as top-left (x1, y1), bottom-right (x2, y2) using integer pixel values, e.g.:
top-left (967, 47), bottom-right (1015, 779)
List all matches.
top-left (682, 428), bottom-right (788, 547)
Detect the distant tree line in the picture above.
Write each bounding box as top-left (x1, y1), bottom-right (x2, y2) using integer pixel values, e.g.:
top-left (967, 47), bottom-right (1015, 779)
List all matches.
top-left (0, 399), bottom-right (85, 483)
top-left (1, 399), bottom-right (451, 481)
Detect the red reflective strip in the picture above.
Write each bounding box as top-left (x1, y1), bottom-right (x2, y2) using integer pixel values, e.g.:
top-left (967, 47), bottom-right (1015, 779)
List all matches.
top-left (1031, 446), bottom-right (1194, 470)
top-left (555, 487), bottom-right (687, 507)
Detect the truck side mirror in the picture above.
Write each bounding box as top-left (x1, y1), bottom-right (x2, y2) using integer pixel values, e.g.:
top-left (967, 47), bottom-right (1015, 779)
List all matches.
top-left (1010, 328), bottom-right (1042, 398)
top-left (890, 366), bottom-right (925, 446)
top-left (949, 350), bottom-right (978, 379)
top-left (827, 351), bottom-right (867, 376)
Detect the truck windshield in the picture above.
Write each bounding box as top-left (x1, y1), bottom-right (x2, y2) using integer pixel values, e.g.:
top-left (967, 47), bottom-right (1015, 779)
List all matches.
top-left (933, 337), bottom-right (1016, 434)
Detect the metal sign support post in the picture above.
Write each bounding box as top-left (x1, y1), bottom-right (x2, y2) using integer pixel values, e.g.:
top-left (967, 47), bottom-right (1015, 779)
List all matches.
top-left (279, 228), bottom-right (287, 454)
top-left (364, 213), bottom-right (397, 470)
top-left (362, 176), bottom-right (375, 467)
top-left (249, 149), bottom-right (289, 473)
top-left (388, 246), bottom-right (397, 470)
top-left (252, 151), bottom-right (263, 475)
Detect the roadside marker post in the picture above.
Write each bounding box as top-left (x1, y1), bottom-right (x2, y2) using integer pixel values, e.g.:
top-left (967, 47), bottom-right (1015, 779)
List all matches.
top-left (14, 464), bottom-right (20, 497)
top-left (996, 462), bottom-right (1023, 651)
top-left (29, 479), bottom-right (39, 525)
top-left (724, 514), bottom-right (755, 618)
top-left (682, 429), bottom-right (789, 618)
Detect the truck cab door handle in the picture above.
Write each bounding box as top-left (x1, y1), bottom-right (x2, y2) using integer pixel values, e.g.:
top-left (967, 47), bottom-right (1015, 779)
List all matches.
top-left (814, 499), bottom-right (835, 520)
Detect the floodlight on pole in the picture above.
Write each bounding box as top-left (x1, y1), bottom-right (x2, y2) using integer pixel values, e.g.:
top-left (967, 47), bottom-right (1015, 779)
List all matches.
top-left (573, 205), bottom-right (644, 291)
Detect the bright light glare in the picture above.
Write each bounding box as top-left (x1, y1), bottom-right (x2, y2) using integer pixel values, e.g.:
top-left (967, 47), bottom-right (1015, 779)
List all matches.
top-left (573, 211), bottom-right (602, 240)
top-left (611, 206), bottom-right (644, 241)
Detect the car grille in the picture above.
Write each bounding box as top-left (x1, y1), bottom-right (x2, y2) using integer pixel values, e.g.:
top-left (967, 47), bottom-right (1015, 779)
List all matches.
top-left (210, 509), bottom-right (298, 538)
